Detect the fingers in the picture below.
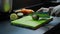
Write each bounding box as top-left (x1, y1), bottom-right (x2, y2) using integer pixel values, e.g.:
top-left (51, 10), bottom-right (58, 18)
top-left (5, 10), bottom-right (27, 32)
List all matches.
top-left (51, 12), bottom-right (56, 16)
top-left (36, 7), bottom-right (49, 13)
top-left (55, 11), bottom-right (60, 17)
top-left (51, 9), bottom-right (60, 17)
top-left (49, 7), bottom-right (54, 15)
top-left (36, 8), bottom-right (43, 12)
top-left (50, 5), bottom-right (60, 17)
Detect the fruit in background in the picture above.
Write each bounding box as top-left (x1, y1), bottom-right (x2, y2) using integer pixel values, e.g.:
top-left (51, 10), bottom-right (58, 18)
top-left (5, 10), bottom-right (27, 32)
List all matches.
top-left (10, 13), bottom-right (24, 21)
top-left (10, 13), bottom-right (18, 21)
top-left (32, 14), bottom-right (39, 20)
top-left (17, 13), bottom-right (23, 17)
top-left (15, 8), bottom-right (34, 15)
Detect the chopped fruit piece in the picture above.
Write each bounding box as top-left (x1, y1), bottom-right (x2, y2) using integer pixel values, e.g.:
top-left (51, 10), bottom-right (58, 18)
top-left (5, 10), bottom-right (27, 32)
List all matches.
top-left (10, 13), bottom-right (18, 21)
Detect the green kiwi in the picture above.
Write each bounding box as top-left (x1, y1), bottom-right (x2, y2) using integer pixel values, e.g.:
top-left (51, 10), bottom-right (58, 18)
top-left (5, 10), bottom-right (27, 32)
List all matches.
top-left (10, 13), bottom-right (18, 21)
top-left (32, 14), bottom-right (39, 20)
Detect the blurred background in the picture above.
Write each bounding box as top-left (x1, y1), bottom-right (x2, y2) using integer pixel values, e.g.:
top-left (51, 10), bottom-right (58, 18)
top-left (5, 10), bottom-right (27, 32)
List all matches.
top-left (0, 0), bottom-right (60, 34)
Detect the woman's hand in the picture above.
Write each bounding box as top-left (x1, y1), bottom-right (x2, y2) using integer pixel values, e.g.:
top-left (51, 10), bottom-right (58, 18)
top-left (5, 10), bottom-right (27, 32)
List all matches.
top-left (50, 5), bottom-right (60, 17)
top-left (36, 7), bottom-right (49, 13)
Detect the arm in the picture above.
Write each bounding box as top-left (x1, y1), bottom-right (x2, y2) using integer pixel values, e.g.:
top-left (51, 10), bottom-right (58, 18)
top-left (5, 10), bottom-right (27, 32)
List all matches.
top-left (50, 5), bottom-right (60, 17)
top-left (36, 5), bottom-right (60, 17)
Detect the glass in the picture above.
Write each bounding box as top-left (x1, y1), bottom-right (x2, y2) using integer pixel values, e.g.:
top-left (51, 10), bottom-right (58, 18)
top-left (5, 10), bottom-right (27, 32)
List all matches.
top-left (3, 0), bottom-right (12, 12)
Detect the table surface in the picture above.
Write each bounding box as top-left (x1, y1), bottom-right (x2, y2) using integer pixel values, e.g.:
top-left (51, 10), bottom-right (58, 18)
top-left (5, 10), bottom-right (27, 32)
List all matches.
top-left (0, 17), bottom-right (60, 34)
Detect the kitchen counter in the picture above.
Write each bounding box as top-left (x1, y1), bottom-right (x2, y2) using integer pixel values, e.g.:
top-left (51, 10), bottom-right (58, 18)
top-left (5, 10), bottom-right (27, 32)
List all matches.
top-left (0, 17), bottom-right (60, 34)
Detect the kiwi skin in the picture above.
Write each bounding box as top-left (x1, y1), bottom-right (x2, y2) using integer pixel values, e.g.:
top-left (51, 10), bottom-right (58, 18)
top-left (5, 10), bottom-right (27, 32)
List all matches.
top-left (32, 14), bottom-right (39, 20)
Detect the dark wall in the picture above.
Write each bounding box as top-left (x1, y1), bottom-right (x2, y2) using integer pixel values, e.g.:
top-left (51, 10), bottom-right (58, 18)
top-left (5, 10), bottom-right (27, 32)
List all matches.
top-left (13, 0), bottom-right (41, 10)
top-left (13, 0), bottom-right (57, 10)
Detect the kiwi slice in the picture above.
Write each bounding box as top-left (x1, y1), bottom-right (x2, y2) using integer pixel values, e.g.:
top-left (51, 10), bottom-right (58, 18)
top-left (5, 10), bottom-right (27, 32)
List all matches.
top-left (17, 13), bottom-right (23, 17)
top-left (10, 13), bottom-right (18, 21)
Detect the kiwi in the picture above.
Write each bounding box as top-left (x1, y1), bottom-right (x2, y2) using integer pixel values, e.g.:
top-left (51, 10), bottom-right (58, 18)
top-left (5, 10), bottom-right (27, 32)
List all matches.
top-left (10, 13), bottom-right (18, 21)
top-left (17, 13), bottom-right (23, 18)
top-left (32, 14), bottom-right (39, 20)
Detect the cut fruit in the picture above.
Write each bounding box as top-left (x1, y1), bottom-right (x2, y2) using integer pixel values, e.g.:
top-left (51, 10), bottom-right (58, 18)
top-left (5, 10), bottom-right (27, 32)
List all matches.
top-left (10, 13), bottom-right (18, 21)
top-left (32, 14), bottom-right (39, 20)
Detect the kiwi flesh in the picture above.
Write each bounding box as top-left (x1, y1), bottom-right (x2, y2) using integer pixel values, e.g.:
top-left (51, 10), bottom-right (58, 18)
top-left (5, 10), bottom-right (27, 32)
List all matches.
top-left (32, 14), bottom-right (39, 20)
top-left (10, 13), bottom-right (18, 21)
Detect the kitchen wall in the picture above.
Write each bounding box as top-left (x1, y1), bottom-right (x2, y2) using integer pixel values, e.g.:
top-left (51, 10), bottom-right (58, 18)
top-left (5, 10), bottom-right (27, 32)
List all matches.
top-left (13, 0), bottom-right (57, 10)
top-left (13, 0), bottom-right (41, 10)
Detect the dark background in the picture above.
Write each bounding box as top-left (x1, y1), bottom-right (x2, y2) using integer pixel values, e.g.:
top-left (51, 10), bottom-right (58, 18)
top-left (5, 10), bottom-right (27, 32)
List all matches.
top-left (13, 0), bottom-right (56, 10)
